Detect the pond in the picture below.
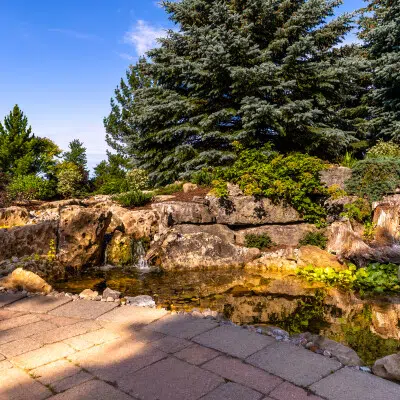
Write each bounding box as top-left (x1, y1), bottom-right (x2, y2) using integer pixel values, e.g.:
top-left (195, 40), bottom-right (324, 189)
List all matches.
top-left (51, 266), bottom-right (400, 366)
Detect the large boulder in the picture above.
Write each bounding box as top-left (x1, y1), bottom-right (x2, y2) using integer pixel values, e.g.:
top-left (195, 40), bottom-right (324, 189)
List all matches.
top-left (372, 202), bottom-right (400, 245)
top-left (235, 224), bottom-right (316, 247)
top-left (0, 268), bottom-right (52, 294)
top-left (0, 221), bottom-right (57, 261)
top-left (158, 227), bottom-right (260, 270)
top-left (324, 196), bottom-right (358, 223)
top-left (151, 201), bottom-right (214, 229)
top-left (297, 245), bottom-right (346, 270)
top-left (108, 205), bottom-right (159, 239)
top-left (207, 185), bottom-right (301, 225)
top-left (372, 353), bottom-right (400, 381)
top-left (0, 206), bottom-right (30, 227)
top-left (320, 166), bottom-right (352, 190)
top-left (58, 206), bottom-right (111, 268)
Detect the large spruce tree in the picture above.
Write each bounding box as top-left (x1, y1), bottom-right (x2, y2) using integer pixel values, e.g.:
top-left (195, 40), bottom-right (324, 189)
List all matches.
top-left (361, 0), bottom-right (400, 141)
top-left (108, 0), bottom-right (366, 185)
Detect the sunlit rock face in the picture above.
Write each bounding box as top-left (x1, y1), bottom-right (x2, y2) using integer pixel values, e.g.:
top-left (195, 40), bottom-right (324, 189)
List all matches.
top-left (0, 206), bottom-right (30, 227)
top-left (0, 267), bottom-right (52, 294)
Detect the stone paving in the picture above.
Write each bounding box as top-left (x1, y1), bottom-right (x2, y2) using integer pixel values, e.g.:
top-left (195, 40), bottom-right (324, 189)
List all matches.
top-left (0, 294), bottom-right (399, 400)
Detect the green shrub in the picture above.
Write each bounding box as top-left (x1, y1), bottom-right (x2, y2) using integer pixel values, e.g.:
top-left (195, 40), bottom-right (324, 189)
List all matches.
top-left (154, 183), bottom-right (183, 195)
top-left (366, 140), bottom-right (400, 159)
top-left (346, 158), bottom-right (400, 202)
top-left (299, 231), bottom-right (327, 249)
top-left (327, 184), bottom-right (347, 200)
top-left (212, 144), bottom-right (328, 224)
top-left (244, 233), bottom-right (275, 250)
top-left (340, 151), bottom-right (358, 168)
top-left (113, 190), bottom-right (153, 207)
top-left (56, 162), bottom-right (86, 198)
top-left (297, 263), bottom-right (400, 295)
top-left (7, 174), bottom-right (56, 201)
top-left (96, 177), bottom-right (129, 195)
top-left (126, 168), bottom-right (149, 191)
top-left (191, 168), bottom-right (213, 186)
top-left (340, 198), bottom-right (371, 223)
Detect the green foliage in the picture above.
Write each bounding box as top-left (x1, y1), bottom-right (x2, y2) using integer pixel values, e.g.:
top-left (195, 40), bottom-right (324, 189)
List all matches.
top-left (297, 263), bottom-right (400, 295)
top-left (47, 239), bottom-right (57, 262)
top-left (191, 168), bottom-right (213, 187)
top-left (113, 190), bottom-right (153, 208)
top-left (6, 174), bottom-right (56, 201)
top-left (327, 184), bottom-right (347, 200)
top-left (244, 234), bottom-right (274, 250)
top-left (63, 139), bottom-right (87, 169)
top-left (340, 198), bottom-right (371, 223)
top-left (126, 168), bottom-right (149, 191)
top-left (0, 105), bottom-right (61, 177)
top-left (360, 0), bottom-right (400, 141)
top-left (340, 152), bottom-right (358, 168)
top-left (299, 232), bottom-right (327, 250)
top-left (366, 140), bottom-right (400, 159)
top-left (346, 158), bottom-right (400, 202)
top-left (213, 145), bottom-right (328, 223)
top-left (56, 162), bottom-right (86, 198)
top-left (107, 0), bottom-right (367, 184)
top-left (93, 154), bottom-right (129, 195)
top-left (363, 221), bottom-right (376, 242)
top-left (154, 183), bottom-right (183, 195)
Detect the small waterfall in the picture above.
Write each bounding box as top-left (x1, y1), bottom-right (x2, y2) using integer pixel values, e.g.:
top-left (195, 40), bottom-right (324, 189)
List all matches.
top-left (134, 240), bottom-right (151, 272)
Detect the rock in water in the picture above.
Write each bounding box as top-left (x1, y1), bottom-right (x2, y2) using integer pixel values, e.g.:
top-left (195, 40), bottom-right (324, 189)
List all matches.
top-left (79, 289), bottom-right (99, 300)
top-left (372, 353), bottom-right (400, 381)
top-left (102, 287), bottom-right (121, 300)
top-left (0, 268), bottom-right (52, 294)
top-left (126, 295), bottom-right (156, 307)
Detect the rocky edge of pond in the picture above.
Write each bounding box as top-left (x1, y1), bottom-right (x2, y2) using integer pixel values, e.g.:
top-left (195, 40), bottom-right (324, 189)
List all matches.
top-left (1, 166), bottom-right (400, 384)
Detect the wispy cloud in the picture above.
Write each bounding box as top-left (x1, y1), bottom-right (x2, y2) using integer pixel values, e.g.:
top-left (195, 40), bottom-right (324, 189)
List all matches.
top-left (49, 28), bottom-right (101, 41)
top-left (124, 20), bottom-right (167, 57)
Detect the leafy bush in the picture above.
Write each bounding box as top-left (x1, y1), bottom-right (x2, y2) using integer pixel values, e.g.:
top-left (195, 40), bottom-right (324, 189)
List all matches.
top-left (340, 198), bottom-right (371, 223)
top-left (327, 184), bottom-right (347, 200)
top-left (340, 152), bottom-right (358, 168)
top-left (126, 168), bottom-right (149, 191)
top-left (96, 177), bottom-right (129, 195)
top-left (245, 233), bottom-right (275, 250)
top-left (366, 140), bottom-right (400, 159)
top-left (154, 183), bottom-right (183, 195)
top-left (191, 168), bottom-right (213, 186)
top-left (7, 174), bottom-right (56, 201)
top-left (56, 162), bottom-right (86, 198)
top-left (297, 263), bottom-right (400, 295)
top-left (113, 190), bottom-right (153, 207)
top-left (363, 221), bottom-right (376, 242)
top-left (212, 144), bottom-right (328, 224)
top-left (346, 158), bottom-right (400, 202)
top-left (299, 231), bottom-right (327, 249)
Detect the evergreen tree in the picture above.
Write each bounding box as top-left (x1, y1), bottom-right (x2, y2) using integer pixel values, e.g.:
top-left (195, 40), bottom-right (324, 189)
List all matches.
top-left (108, 0), bottom-right (367, 185)
top-left (63, 139), bottom-right (88, 170)
top-left (360, 0), bottom-right (400, 141)
top-left (0, 105), bottom-right (60, 176)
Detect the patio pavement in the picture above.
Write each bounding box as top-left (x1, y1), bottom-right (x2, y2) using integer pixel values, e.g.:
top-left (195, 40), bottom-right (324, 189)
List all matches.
top-left (0, 294), bottom-right (399, 400)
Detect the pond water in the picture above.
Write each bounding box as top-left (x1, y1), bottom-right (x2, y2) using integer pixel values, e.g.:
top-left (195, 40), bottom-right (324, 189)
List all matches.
top-left (51, 266), bottom-right (400, 366)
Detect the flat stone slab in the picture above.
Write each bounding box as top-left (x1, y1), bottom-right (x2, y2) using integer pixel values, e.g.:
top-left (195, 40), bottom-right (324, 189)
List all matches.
top-left (6, 296), bottom-right (71, 313)
top-left (203, 355), bottom-right (282, 394)
top-left (0, 320), bottom-right (56, 345)
top-left (202, 382), bottom-right (262, 400)
top-left (310, 367), bottom-right (400, 400)
top-left (96, 305), bottom-right (167, 326)
top-left (270, 381), bottom-right (324, 400)
top-left (49, 300), bottom-right (117, 319)
top-left (146, 314), bottom-right (218, 339)
top-left (175, 344), bottom-right (220, 365)
top-left (193, 325), bottom-right (274, 359)
top-left (48, 380), bottom-right (133, 400)
top-left (0, 292), bottom-right (26, 308)
top-left (0, 367), bottom-right (52, 400)
top-left (247, 342), bottom-right (342, 387)
top-left (118, 356), bottom-right (224, 400)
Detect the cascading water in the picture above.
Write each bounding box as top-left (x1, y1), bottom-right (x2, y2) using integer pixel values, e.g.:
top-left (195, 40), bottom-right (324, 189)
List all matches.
top-left (134, 240), bottom-right (151, 272)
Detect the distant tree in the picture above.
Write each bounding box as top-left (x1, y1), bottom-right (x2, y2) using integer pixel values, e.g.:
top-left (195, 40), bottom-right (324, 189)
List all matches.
top-left (63, 139), bottom-right (88, 170)
top-left (107, 0), bottom-right (367, 185)
top-left (0, 105), bottom-right (61, 176)
top-left (360, 0), bottom-right (400, 141)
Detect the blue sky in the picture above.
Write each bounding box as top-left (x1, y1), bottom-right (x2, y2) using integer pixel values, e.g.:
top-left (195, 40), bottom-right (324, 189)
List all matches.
top-left (0, 0), bottom-right (364, 171)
